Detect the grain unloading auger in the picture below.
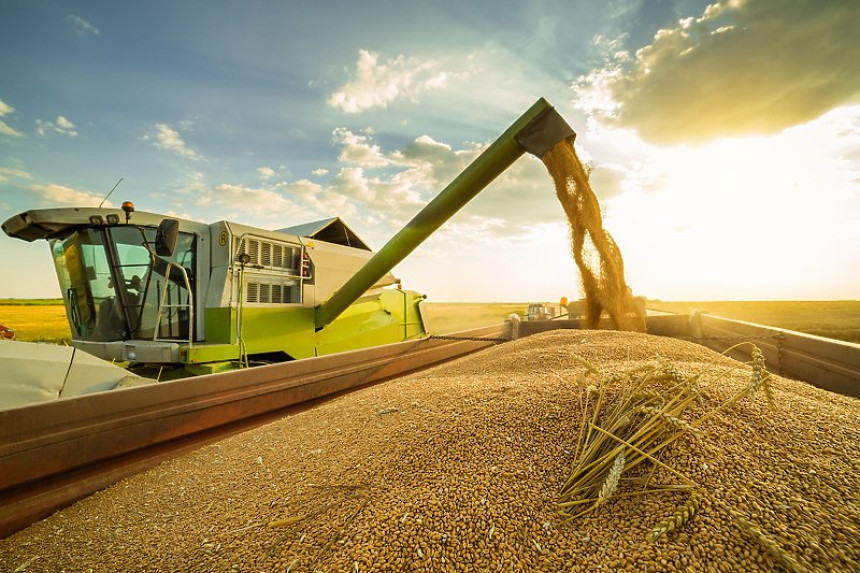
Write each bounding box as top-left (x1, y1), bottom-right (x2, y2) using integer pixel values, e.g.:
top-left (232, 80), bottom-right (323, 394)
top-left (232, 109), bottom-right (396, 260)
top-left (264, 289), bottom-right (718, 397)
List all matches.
top-left (314, 98), bottom-right (575, 330)
top-left (2, 98), bottom-right (575, 377)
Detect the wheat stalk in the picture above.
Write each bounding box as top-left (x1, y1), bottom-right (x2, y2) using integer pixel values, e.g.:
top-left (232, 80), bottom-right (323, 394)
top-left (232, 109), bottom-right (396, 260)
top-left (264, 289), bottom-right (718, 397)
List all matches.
top-left (587, 424), bottom-right (698, 488)
top-left (559, 347), bottom-right (800, 570)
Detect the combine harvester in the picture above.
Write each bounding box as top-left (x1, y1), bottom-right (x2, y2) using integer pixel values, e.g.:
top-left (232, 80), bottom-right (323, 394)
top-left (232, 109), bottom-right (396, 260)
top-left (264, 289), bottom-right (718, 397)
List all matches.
top-left (1, 98), bottom-right (858, 538)
top-left (1, 207), bottom-right (428, 379)
top-left (1, 98), bottom-right (577, 385)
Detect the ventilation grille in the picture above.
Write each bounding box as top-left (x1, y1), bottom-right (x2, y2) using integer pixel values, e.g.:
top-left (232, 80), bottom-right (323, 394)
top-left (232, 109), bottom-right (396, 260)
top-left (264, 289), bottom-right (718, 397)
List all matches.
top-left (234, 237), bottom-right (300, 272)
top-left (245, 281), bottom-right (300, 304)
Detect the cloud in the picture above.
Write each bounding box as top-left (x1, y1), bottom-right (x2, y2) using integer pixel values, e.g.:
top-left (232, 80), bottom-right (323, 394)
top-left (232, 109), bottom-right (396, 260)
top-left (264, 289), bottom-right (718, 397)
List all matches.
top-left (394, 134), bottom-right (474, 185)
top-left (0, 123), bottom-right (24, 138)
top-left (36, 115), bottom-right (79, 137)
top-left (205, 183), bottom-right (312, 220)
top-left (396, 135), bottom-right (456, 169)
top-left (257, 167), bottom-right (275, 180)
top-left (588, 164), bottom-right (629, 200)
top-left (575, 0), bottom-right (860, 143)
top-left (328, 50), bottom-right (458, 113)
top-left (333, 128), bottom-right (392, 167)
top-left (176, 172), bottom-right (328, 223)
top-left (328, 168), bottom-right (373, 202)
top-left (0, 167), bottom-right (33, 182)
top-left (606, 109), bottom-right (860, 298)
top-left (29, 184), bottom-right (111, 207)
top-left (146, 123), bottom-right (200, 159)
top-left (168, 126), bottom-right (563, 240)
top-left (56, 116), bottom-right (75, 130)
top-left (312, 168), bottom-right (329, 176)
top-left (324, 127), bottom-right (568, 232)
top-left (175, 171), bottom-right (208, 204)
top-left (333, 129), bottom-right (474, 188)
top-left (0, 99), bottom-right (24, 139)
top-left (280, 178), bottom-right (358, 219)
top-left (68, 15), bottom-right (100, 37)
top-left (326, 129), bottom-right (471, 224)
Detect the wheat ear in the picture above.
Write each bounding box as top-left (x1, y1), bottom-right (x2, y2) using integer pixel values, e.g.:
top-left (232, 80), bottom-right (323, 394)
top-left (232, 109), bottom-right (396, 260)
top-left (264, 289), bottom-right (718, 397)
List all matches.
top-left (749, 346), bottom-right (767, 395)
top-left (659, 358), bottom-right (688, 385)
top-left (762, 374), bottom-right (777, 411)
top-left (636, 406), bottom-right (703, 438)
top-left (597, 453), bottom-right (625, 505)
top-left (647, 491), bottom-right (700, 542)
top-left (572, 353), bottom-right (600, 376)
top-left (732, 511), bottom-right (806, 573)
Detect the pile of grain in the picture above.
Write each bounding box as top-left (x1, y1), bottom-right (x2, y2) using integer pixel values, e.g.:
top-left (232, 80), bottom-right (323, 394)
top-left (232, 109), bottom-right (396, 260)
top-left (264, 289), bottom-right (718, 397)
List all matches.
top-left (542, 139), bottom-right (645, 332)
top-left (2, 330), bottom-right (858, 572)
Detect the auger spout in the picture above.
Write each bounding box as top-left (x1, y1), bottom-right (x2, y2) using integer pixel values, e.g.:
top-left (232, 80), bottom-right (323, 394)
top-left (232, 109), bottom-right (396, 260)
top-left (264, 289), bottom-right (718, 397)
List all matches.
top-left (315, 97), bottom-right (576, 329)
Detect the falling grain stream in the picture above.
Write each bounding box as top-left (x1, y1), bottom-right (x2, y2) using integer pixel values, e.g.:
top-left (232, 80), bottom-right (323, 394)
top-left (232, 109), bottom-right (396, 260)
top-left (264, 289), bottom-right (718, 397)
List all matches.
top-left (542, 138), bottom-right (645, 332)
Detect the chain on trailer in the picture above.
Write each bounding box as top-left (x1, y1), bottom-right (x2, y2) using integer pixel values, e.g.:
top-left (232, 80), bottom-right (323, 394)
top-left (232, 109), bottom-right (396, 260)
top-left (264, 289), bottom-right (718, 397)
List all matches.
top-left (671, 332), bottom-right (788, 375)
top-left (427, 334), bottom-right (510, 343)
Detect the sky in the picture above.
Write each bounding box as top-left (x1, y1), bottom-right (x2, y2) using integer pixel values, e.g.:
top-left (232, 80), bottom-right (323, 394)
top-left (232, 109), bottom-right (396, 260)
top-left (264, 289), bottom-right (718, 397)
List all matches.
top-left (1, 0), bottom-right (858, 302)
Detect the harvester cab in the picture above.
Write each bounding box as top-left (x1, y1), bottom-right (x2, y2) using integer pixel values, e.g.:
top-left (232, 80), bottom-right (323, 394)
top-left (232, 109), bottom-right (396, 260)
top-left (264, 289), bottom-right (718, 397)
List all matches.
top-left (2, 209), bottom-right (419, 375)
top-left (2, 98), bottom-right (576, 376)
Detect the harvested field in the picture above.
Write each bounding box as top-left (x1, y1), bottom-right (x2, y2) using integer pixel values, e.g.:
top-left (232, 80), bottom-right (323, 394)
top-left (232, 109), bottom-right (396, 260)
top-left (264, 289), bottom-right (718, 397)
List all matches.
top-left (0, 303), bottom-right (70, 343)
top-left (2, 330), bottom-right (858, 572)
top-left (422, 302), bottom-right (525, 335)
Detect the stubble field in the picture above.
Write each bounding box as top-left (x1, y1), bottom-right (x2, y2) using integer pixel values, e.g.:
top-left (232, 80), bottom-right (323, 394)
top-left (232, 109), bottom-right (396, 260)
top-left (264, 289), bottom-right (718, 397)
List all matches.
top-left (646, 300), bottom-right (860, 344)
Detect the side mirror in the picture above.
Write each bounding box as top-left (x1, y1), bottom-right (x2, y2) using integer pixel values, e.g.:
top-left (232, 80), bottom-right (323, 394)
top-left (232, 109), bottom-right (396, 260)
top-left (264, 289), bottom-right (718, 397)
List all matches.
top-left (155, 219), bottom-right (179, 257)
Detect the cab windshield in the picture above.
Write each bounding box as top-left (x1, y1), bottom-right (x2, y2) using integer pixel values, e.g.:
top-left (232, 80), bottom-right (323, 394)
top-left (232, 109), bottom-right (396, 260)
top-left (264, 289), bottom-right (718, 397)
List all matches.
top-left (50, 225), bottom-right (195, 342)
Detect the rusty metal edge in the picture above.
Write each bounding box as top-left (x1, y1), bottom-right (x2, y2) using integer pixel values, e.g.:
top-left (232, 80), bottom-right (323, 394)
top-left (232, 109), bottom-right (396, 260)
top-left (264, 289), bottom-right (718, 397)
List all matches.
top-left (695, 314), bottom-right (860, 398)
top-left (507, 314), bottom-right (859, 397)
top-left (0, 323), bottom-right (509, 539)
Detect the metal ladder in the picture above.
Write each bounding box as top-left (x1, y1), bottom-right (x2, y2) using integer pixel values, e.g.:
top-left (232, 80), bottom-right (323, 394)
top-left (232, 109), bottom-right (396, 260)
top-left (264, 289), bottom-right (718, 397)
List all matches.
top-left (152, 261), bottom-right (194, 348)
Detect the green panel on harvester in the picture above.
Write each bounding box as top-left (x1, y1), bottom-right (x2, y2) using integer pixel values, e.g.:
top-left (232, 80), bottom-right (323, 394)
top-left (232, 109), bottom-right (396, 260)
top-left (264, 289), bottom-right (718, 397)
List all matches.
top-left (204, 307), bottom-right (235, 344)
top-left (240, 306), bottom-right (316, 360)
top-left (315, 290), bottom-right (425, 356)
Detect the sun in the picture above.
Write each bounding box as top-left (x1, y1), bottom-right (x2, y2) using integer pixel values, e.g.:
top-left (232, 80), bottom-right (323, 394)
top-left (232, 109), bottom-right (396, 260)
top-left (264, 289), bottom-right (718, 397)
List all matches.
top-left (602, 113), bottom-right (859, 300)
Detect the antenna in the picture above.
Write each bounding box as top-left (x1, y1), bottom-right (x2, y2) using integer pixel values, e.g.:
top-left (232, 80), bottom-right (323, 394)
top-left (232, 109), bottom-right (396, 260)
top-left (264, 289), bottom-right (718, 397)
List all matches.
top-left (99, 177), bottom-right (123, 208)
